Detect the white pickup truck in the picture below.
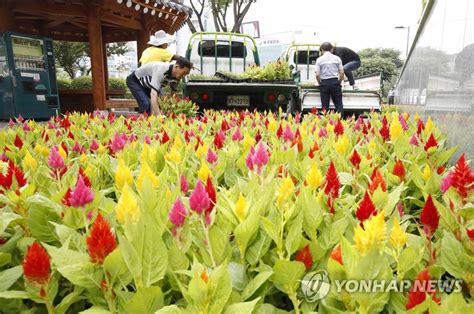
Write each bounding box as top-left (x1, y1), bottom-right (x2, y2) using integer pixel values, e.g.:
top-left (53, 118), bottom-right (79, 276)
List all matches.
top-left (280, 44), bottom-right (382, 115)
top-left (184, 32), bottom-right (298, 112)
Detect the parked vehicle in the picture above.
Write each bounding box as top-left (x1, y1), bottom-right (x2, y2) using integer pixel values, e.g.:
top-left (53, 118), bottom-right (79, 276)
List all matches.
top-left (183, 32), bottom-right (297, 112)
top-left (281, 44), bottom-right (382, 115)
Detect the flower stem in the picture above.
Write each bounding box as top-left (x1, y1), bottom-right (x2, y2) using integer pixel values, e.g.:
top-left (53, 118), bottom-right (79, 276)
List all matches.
top-left (46, 300), bottom-right (55, 314)
top-left (289, 290), bottom-right (300, 314)
top-left (201, 216), bottom-right (216, 267)
top-left (102, 265), bottom-right (117, 313)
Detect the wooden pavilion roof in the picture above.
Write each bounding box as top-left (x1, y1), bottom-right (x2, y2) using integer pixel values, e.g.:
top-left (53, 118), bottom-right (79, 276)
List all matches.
top-left (2, 0), bottom-right (192, 42)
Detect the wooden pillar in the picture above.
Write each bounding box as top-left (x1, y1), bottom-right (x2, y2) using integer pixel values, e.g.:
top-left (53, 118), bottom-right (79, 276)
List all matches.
top-left (87, 5), bottom-right (106, 110)
top-left (103, 41), bottom-right (109, 98)
top-left (137, 27), bottom-right (150, 63)
top-left (0, 1), bottom-right (15, 32)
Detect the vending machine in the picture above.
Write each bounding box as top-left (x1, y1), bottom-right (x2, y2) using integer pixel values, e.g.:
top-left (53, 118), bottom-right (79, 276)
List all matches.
top-left (0, 32), bottom-right (60, 120)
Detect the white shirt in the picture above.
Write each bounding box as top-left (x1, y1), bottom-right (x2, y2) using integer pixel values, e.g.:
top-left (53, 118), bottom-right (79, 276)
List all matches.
top-left (135, 61), bottom-right (174, 92)
top-left (315, 51), bottom-right (343, 80)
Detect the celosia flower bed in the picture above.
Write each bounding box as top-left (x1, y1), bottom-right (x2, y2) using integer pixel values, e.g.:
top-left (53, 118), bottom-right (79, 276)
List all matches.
top-left (0, 110), bottom-right (473, 313)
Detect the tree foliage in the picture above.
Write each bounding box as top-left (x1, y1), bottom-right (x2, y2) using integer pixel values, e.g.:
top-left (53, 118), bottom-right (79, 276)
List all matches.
top-left (354, 48), bottom-right (404, 96)
top-left (54, 41), bottom-right (130, 79)
top-left (186, 0), bottom-right (254, 33)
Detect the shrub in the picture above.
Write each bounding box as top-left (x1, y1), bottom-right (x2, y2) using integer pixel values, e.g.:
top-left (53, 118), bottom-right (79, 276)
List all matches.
top-left (70, 76), bottom-right (93, 90)
top-left (57, 78), bottom-right (71, 89)
top-left (108, 77), bottom-right (126, 91)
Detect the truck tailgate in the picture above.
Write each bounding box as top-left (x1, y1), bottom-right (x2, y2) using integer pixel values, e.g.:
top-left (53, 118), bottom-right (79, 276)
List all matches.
top-left (301, 89), bottom-right (381, 112)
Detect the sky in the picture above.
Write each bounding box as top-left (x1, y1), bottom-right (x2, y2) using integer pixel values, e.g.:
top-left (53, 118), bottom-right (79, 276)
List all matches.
top-left (240, 0), bottom-right (423, 56)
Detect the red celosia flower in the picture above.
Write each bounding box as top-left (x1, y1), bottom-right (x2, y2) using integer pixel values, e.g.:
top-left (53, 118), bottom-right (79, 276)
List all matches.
top-left (23, 242), bottom-right (51, 285)
top-left (62, 188), bottom-right (72, 206)
top-left (437, 165), bottom-right (445, 175)
top-left (79, 167), bottom-right (92, 187)
top-left (161, 130), bottom-right (170, 144)
top-left (330, 244), bottom-right (343, 265)
top-left (276, 124), bottom-right (283, 138)
top-left (393, 159), bottom-right (406, 180)
top-left (466, 229), bottom-right (474, 240)
top-left (406, 269), bottom-right (440, 310)
top-left (295, 245), bottom-right (313, 270)
top-left (416, 119), bottom-right (425, 135)
top-left (349, 149), bottom-right (361, 168)
top-left (420, 195), bottom-right (439, 237)
top-left (86, 214), bottom-right (117, 264)
top-left (0, 161), bottom-right (27, 190)
top-left (205, 177), bottom-right (216, 215)
top-left (379, 123), bottom-right (390, 141)
top-left (324, 162), bottom-right (340, 199)
top-left (213, 131), bottom-right (224, 149)
top-left (369, 168), bottom-right (387, 193)
top-left (356, 191), bottom-right (377, 223)
top-left (201, 271), bottom-right (209, 283)
top-left (14, 134), bottom-right (23, 149)
top-left (255, 130), bottom-right (262, 143)
top-left (334, 119), bottom-right (344, 136)
top-left (424, 133), bottom-right (438, 151)
top-left (450, 154), bottom-right (474, 200)
top-left (220, 119), bottom-right (229, 132)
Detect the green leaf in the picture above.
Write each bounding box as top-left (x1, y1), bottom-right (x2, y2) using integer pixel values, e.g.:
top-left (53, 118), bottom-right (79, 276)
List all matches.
top-left (155, 305), bottom-right (183, 314)
top-left (103, 248), bottom-right (128, 279)
top-left (245, 231), bottom-right (271, 266)
top-left (285, 211), bottom-right (303, 257)
top-left (224, 297), bottom-right (261, 314)
top-left (0, 266), bottom-right (23, 292)
top-left (385, 184), bottom-right (405, 216)
top-left (167, 244), bottom-right (189, 271)
top-left (301, 189), bottom-right (323, 242)
top-left (0, 212), bottom-right (22, 234)
top-left (0, 252), bottom-right (11, 267)
top-left (241, 271), bottom-right (273, 301)
top-left (55, 286), bottom-right (86, 314)
top-left (440, 232), bottom-right (474, 279)
top-left (43, 243), bottom-right (101, 289)
top-left (27, 205), bottom-right (61, 243)
top-left (434, 146), bottom-right (458, 166)
top-left (209, 225), bottom-right (230, 265)
top-left (0, 290), bottom-right (32, 299)
top-left (235, 210), bottom-right (260, 260)
top-left (188, 274), bottom-right (208, 306)
top-left (338, 172), bottom-right (353, 185)
top-left (78, 307), bottom-right (111, 314)
top-left (435, 200), bottom-right (459, 232)
top-left (228, 262), bottom-right (248, 292)
top-left (209, 263), bottom-right (232, 314)
top-left (261, 216), bottom-right (279, 244)
top-left (123, 286), bottom-right (164, 314)
top-left (272, 260), bottom-right (305, 295)
top-left (398, 246), bottom-right (419, 275)
top-left (457, 207), bottom-right (474, 219)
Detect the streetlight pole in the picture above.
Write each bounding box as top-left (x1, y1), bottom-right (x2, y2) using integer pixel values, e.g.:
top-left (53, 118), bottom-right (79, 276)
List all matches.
top-left (395, 25), bottom-right (410, 57)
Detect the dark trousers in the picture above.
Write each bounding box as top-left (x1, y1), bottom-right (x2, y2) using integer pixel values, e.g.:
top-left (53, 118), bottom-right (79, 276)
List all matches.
top-left (320, 78), bottom-right (344, 117)
top-left (388, 96), bottom-right (394, 105)
top-left (343, 60), bottom-right (361, 86)
top-left (126, 72), bottom-right (151, 114)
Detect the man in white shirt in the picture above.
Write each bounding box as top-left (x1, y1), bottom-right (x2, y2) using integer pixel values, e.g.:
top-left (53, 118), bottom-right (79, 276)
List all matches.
top-left (126, 57), bottom-right (192, 114)
top-left (315, 42), bottom-right (345, 117)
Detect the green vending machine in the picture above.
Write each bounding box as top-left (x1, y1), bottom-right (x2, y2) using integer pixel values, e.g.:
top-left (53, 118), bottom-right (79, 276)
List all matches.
top-left (0, 32), bottom-right (60, 120)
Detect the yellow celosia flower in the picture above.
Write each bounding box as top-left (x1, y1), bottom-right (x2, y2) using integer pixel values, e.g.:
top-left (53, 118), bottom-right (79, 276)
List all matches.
top-left (79, 153), bottom-right (88, 164)
top-left (403, 112), bottom-right (409, 121)
top-left (423, 165), bottom-right (431, 181)
top-left (22, 150), bottom-right (37, 171)
top-left (277, 177), bottom-right (294, 207)
top-left (389, 217), bottom-right (407, 249)
top-left (305, 163), bottom-right (323, 189)
top-left (198, 162), bottom-right (211, 182)
top-left (354, 210), bottom-right (386, 255)
top-left (34, 143), bottom-right (49, 157)
top-left (334, 135), bottom-right (349, 155)
top-left (196, 143), bottom-right (208, 159)
top-left (425, 117), bottom-right (434, 133)
top-left (268, 117), bottom-right (277, 133)
top-left (166, 188), bottom-right (172, 200)
top-left (140, 144), bottom-right (156, 165)
top-left (414, 112), bottom-right (420, 121)
top-left (243, 132), bottom-right (255, 151)
top-left (137, 162), bottom-right (159, 190)
top-left (174, 136), bottom-right (184, 149)
top-left (115, 158), bottom-right (133, 190)
top-left (390, 116), bottom-right (403, 140)
top-left (85, 128), bottom-right (92, 136)
top-left (58, 146), bottom-right (67, 159)
top-left (97, 144), bottom-right (107, 155)
top-left (234, 193), bottom-right (247, 221)
top-left (327, 124), bottom-right (335, 134)
top-left (115, 183), bottom-right (140, 223)
top-left (368, 139), bottom-right (377, 155)
top-left (165, 147), bottom-right (182, 164)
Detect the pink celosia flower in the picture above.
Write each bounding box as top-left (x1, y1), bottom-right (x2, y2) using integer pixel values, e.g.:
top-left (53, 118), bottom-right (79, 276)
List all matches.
top-left (206, 148), bottom-right (218, 164)
top-left (48, 146), bottom-right (65, 169)
top-left (189, 181), bottom-right (210, 214)
top-left (90, 139), bottom-right (99, 152)
top-left (68, 176), bottom-right (94, 207)
top-left (398, 114), bottom-right (409, 131)
top-left (144, 135), bottom-right (151, 145)
top-left (169, 198), bottom-right (187, 227)
top-left (283, 125), bottom-right (294, 142)
top-left (180, 174), bottom-right (189, 193)
top-left (252, 142), bottom-right (269, 173)
top-left (232, 127), bottom-right (243, 141)
top-left (440, 171), bottom-right (454, 193)
top-left (409, 134), bottom-right (419, 146)
top-left (72, 142), bottom-right (85, 154)
top-left (318, 127), bottom-right (327, 138)
top-left (109, 133), bottom-right (127, 154)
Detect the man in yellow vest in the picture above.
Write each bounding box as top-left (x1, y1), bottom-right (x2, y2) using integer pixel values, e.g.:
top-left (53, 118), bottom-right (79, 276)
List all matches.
top-left (140, 30), bottom-right (179, 65)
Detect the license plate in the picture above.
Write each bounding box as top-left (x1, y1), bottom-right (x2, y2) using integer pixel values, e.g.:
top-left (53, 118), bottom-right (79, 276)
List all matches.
top-left (227, 95), bottom-right (249, 107)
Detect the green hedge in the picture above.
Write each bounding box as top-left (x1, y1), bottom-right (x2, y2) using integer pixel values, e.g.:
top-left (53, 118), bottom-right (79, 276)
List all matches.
top-left (68, 76), bottom-right (126, 91)
top-left (57, 79), bottom-right (71, 89)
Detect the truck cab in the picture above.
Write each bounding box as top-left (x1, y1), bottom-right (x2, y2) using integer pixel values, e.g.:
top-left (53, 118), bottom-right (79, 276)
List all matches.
top-left (281, 44), bottom-right (382, 115)
top-left (184, 32), bottom-right (297, 112)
